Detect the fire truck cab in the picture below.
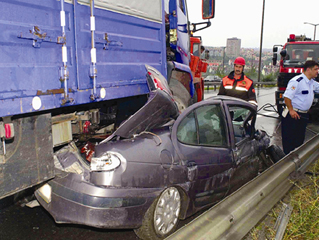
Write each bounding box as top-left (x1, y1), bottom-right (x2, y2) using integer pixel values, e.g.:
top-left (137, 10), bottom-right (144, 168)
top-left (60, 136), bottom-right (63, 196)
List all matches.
top-left (272, 34), bottom-right (319, 115)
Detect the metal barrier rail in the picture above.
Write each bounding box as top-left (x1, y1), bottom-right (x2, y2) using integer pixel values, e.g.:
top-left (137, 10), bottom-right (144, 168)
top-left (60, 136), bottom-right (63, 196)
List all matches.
top-left (204, 82), bottom-right (220, 91)
top-left (204, 81), bottom-right (276, 91)
top-left (166, 134), bottom-right (319, 240)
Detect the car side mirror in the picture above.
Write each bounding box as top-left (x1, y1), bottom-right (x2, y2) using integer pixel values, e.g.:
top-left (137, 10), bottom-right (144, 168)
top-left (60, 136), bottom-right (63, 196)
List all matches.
top-left (272, 53), bottom-right (277, 65)
top-left (280, 49), bottom-right (287, 58)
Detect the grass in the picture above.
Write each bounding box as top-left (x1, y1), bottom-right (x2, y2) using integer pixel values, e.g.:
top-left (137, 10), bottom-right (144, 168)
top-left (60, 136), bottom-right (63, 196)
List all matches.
top-left (244, 159), bottom-right (319, 240)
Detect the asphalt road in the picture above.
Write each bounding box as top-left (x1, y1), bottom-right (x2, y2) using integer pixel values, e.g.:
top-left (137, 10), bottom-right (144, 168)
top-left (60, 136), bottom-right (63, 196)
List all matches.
top-left (1, 87), bottom-right (318, 240)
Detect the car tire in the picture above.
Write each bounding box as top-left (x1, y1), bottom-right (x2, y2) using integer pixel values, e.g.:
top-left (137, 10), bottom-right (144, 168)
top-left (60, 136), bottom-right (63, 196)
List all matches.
top-left (169, 78), bottom-right (191, 112)
top-left (267, 144), bottom-right (285, 163)
top-left (134, 187), bottom-right (181, 240)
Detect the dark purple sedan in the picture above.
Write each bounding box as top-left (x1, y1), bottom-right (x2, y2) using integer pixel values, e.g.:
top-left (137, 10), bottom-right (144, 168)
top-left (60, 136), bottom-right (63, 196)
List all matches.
top-left (35, 84), bottom-right (281, 239)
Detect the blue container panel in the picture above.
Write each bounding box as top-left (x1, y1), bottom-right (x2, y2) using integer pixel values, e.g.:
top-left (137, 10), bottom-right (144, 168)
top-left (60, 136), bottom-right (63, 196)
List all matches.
top-left (0, 0), bottom-right (166, 117)
top-left (0, 0), bottom-right (76, 98)
top-left (75, 3), bottom-right (165, 90)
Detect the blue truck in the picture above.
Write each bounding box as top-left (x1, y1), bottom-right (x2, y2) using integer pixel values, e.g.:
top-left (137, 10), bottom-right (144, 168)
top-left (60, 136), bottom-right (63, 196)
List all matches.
top-left (0, 0), bottom-right (215, 199)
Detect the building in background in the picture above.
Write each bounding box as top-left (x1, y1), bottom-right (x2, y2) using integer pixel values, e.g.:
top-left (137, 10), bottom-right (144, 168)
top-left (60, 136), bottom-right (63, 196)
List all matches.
top-left (226, 37), bottom-right (241, 57)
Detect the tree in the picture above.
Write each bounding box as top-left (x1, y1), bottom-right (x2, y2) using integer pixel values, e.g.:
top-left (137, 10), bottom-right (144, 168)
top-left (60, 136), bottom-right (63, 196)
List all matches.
top-left (245, 66), bottom-right (258, 80)
top-left (261, 70), bottom-right (279, 82)
top-left (215, 66), bottom-right (226, 78)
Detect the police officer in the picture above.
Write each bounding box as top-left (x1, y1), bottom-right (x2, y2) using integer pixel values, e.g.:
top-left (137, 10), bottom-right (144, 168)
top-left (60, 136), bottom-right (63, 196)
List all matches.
top-left (281, 60), bottom-right (319, 154)
top-left (218, 57), bottom-right (257, 106)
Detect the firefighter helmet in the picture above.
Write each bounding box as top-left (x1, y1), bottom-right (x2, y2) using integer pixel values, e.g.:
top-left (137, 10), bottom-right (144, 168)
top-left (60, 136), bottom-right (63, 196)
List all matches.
top-left (234, 57), bottom-right (246, 66)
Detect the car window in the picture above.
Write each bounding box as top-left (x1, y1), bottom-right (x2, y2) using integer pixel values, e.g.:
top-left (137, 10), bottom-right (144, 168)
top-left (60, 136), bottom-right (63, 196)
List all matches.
top-left (177, 105), bottom-right (227, 146)
top-left (177, 111), bottom-right (197, 145)
top-left (193, 43), bottom-right (200, 57)
top-left (228, 106), bottom-right (253, 143)
top-left (196, 105), bottom-right (227, 146)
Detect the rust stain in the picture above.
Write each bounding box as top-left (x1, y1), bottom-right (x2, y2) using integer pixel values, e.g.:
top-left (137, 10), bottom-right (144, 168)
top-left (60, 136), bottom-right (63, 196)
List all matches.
top-left (36, 88), bottom-right (73, 96)
top-left (33, 26), bottom-right (47, 39)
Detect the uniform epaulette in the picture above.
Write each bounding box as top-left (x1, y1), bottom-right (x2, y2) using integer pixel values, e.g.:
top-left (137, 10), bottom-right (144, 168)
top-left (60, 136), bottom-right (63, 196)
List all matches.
top-left (296, 77), bottom-right (303, 82)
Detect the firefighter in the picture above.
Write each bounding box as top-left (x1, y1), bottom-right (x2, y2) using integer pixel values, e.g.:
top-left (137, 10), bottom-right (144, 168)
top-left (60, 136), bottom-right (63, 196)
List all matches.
top-left (218, 57), bottom-right (257, 106)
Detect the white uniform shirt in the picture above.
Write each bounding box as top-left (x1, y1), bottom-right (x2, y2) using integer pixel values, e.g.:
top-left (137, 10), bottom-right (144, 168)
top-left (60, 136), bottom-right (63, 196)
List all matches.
top-left (283, 73), bottom-right (319, 111)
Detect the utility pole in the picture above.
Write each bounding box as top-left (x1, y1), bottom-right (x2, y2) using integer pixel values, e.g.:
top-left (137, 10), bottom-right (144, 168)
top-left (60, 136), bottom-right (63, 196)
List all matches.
top-left (222, 47), bottom-right (226, 74)
top-left (257, 0), bottom-right (266, 97)
top-left (258, 0), bottom-right (265, 83)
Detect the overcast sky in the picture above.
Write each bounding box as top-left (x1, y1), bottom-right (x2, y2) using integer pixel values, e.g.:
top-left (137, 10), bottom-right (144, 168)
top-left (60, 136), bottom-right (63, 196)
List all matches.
top-left (186, 0), bottom-right (319, 49)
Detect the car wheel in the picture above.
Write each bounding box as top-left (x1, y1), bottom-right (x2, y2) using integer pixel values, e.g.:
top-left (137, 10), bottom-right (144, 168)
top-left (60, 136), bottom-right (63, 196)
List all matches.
top-left (134, 187), bottom-right (181, 240)
top-left (267, 144), bottom-right (285, 163)
top-left (169, 78), bottom-right (191, 112)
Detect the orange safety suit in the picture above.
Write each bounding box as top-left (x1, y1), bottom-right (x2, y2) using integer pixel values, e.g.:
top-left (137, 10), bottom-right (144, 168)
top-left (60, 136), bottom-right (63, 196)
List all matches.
top-left (218, 71), bottom-right (257, 106)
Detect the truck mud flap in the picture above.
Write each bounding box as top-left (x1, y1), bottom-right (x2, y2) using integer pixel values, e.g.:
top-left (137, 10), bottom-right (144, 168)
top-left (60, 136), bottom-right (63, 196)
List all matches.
top-left (0, 113), bottom-right (54, 199)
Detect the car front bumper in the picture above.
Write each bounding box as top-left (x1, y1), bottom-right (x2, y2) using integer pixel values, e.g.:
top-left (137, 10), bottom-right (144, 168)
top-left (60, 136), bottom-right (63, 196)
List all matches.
top-left (35, 173), bottom-right (163, 229)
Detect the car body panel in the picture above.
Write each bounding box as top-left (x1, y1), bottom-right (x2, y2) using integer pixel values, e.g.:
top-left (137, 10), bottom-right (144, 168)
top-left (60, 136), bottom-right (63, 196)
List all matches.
top-left (92, 128), bottom-right (187, 188)
top-left (35, 173), bottom-right (161, 228)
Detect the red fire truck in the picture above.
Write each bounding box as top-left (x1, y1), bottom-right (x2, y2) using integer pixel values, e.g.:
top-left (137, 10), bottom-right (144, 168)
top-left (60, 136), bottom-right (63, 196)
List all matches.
top-left (272, 34), bottom-right (319, 115)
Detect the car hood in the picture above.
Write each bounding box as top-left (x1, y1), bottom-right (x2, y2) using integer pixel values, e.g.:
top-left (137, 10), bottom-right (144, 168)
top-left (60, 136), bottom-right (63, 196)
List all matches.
top-left (101, 90), bottom-right (179, 142)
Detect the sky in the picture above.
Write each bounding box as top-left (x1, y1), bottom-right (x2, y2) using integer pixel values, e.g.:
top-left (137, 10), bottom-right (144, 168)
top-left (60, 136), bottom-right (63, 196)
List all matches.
top-left (186, 0), bottom-right (319, 49)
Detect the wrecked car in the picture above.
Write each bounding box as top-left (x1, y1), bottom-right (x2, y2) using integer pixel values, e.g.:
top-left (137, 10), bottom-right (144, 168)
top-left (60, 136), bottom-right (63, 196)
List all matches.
top-left (35, 81), bottom-right (282, 240)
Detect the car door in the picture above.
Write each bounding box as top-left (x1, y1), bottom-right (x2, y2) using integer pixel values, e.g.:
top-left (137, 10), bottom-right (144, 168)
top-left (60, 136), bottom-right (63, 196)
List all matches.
top-left (171, 102), bottom-right (234, 208)
top-left (224, 103), bottom-right (260, 194)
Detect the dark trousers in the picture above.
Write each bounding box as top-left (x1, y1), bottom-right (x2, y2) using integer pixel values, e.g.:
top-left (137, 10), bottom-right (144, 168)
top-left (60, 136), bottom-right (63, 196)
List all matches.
top-left (281, 113), bottom-right (308, 155)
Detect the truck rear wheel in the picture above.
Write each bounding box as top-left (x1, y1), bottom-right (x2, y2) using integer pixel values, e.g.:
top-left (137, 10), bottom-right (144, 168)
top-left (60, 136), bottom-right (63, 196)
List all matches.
top-left (169, 78), bottom-right (191, 112)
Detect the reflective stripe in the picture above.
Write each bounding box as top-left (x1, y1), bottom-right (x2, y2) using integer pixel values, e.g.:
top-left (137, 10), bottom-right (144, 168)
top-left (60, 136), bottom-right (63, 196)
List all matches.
top-left (225, 86), bottom-right (233, 89)
top-left (235, 86), bottom-right (248, 92)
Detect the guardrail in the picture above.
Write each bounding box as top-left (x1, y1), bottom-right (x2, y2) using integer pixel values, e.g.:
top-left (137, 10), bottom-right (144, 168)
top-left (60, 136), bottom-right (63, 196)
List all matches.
top-left (205, 81), bottom-right (276, 92)
top-left (166, 134), bottom-right (319, 240)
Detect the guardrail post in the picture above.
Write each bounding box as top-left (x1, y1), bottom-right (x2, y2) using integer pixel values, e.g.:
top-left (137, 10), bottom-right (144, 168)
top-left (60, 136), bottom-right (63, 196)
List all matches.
top-left (274, 203), bottom-right (293, 240)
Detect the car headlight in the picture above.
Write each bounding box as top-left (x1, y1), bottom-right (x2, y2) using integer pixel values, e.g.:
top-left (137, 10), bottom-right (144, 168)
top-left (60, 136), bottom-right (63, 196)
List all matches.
top-left (90, 151), bottom-right (123, 171)
top-left (37, 184), bottom-right (52, 203)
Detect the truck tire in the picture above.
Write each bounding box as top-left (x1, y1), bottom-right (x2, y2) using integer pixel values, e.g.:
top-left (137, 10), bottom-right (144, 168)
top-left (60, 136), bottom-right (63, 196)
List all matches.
top-left (169, 78), bottom-right (191, 112)
top-left (266, 144), bottom-right (285, 163)
top-left (192, 91), bottom-right (198, 104)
